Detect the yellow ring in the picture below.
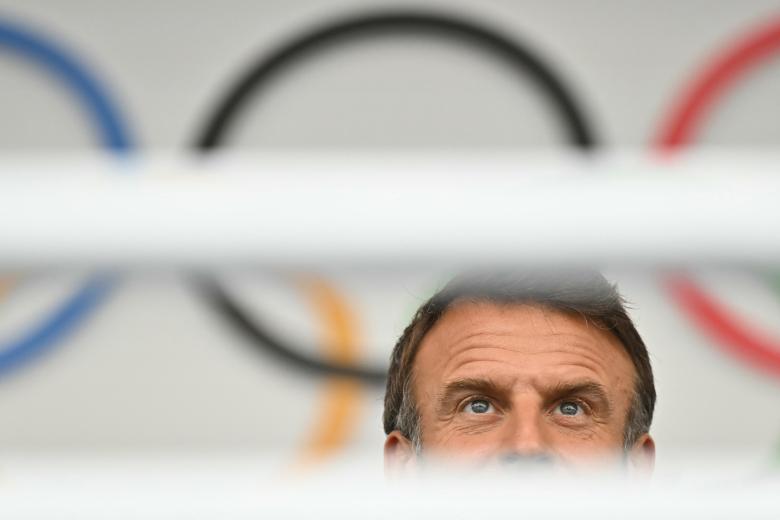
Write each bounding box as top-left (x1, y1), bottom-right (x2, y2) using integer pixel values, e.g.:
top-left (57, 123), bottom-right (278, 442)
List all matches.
top-left (293, 276), bottom-right (364, 468)
top-left (0, 277), bottom-right (15, 300)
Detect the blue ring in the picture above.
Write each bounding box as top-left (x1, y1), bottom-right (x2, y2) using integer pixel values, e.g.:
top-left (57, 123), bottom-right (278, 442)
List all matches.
top-left (0, 19), bottom-right (132, 377)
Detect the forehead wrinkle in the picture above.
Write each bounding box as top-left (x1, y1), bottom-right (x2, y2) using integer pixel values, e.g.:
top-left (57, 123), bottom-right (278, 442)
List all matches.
top-left (441, 339), bottom-right (630, 394)
top-left (417, 303), bottom-right (637, 394)
top-left (423, 303), bottom-right (606, 357)
top-left (438, 314), bottom-right (618, 354)
top-left (444, 350), bottom-right (613, 388)
top-left (445, 330), bottom-right (604, 357)
top-left (437, 331), bottom-right (620, 373)
top-left (422, 328), bottom-right (517, 368)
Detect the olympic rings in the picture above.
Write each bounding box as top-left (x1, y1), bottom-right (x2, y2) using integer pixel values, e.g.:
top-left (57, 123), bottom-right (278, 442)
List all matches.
top-left (193, 9), bottom-right (597, 384)
top-left (656, 16), bottom-right (780, 377)
top-left (0, 19), bottom-right (132, 378)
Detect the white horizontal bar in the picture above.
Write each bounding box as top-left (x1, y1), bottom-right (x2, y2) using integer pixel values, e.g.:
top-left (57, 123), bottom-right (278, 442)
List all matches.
top-left (0, 453), bottom-right (777, 519)
top-left (0, 152), bottom-right (779, 267)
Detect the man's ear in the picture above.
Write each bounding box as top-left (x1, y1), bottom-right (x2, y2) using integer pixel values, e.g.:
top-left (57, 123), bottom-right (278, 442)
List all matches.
top-left (627, 433), bottom-right (655, 476)
top-left (384, 430), bottom-right (417, 477)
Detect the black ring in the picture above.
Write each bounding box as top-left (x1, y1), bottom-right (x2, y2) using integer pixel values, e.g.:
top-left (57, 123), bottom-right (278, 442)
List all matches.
top-left (193, 9), bottom-right (598, 385)
top-left (197, 278), bottom-right (386, 382)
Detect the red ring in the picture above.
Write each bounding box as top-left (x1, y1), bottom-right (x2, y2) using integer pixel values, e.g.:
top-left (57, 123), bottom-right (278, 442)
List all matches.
top-left (656, 15), bottom-right (780, 377)
top-left (657, 16), bottom-right (780, 149)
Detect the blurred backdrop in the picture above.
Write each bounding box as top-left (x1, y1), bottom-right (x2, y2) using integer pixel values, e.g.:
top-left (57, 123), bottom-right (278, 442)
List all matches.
top-left (0, 0), bottom-right (779, 476)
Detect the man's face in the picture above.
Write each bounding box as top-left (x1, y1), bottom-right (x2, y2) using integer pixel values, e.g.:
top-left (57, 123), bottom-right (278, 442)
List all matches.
top-left (385, 301), bottom-right (653, 473)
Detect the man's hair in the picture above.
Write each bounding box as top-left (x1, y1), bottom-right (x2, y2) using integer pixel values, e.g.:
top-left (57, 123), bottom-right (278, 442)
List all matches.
top-left (383, 271), bottom-right (656, 452)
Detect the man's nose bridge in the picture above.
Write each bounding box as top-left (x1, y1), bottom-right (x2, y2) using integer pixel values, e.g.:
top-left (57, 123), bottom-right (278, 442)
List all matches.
top-left (503, 403), bottom-right (546, 453)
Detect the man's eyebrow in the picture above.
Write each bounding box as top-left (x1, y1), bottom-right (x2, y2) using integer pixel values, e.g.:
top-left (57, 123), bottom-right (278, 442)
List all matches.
top-left (435, 377), bottom-right (510, 415)
top-left (545, 380), bottom-right (613, 416)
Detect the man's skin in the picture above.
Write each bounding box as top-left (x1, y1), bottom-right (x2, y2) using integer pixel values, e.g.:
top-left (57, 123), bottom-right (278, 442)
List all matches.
top-left (384, 302), bottom-right (655, 474)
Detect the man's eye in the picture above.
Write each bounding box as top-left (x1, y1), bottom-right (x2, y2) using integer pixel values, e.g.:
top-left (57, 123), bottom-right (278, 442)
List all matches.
top-left (557, 401), bottom-right (582, 416)
top-left (464, 399), bottom-right (494, 414)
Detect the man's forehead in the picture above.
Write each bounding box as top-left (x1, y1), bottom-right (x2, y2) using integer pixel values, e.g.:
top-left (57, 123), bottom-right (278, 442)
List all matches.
top-left (427, 301), bottom-right (609, 346)
top-left (414, 301), bottom-right (634, 383)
